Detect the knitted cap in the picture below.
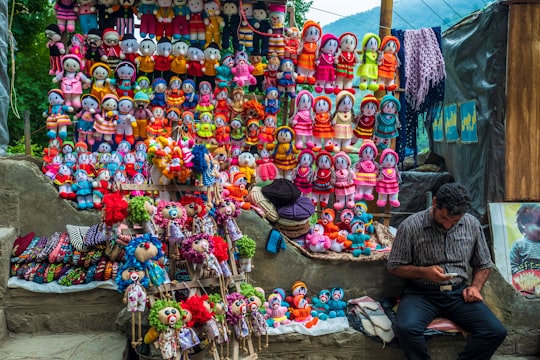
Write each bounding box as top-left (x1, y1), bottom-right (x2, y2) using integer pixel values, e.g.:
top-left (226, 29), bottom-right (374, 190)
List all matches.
top-left (333, 151), bottom-right (351, 167)
top-left (277, 196), bottom-right (315, 221)
top-left (339, 32), bottom-right (358, 47)
top-left (380, 94), bottom-right (401, 112)
top-left (380, 148), bottom-right (399, 163)
top-left (361, 32), bottom-right (381, 49)
top-left (262, 178), bottom-right (301, 207)
top-left (335, 90), bottom-right (355, 107)
top-left (89, 62), bottom-right (112, 77)
top-left (358, 139), bottom-right (378, 158)
top-left (12, 232), bottom-right (35, 257)
top-left (268, 3), bottom-right (286, 12)
top-left (302, 20), bottom-right (322, 40)
top-left (380, 35), bottom-right (400, 52)
top-left (316, 151), bottom-right (334, 167)
top-left (320, 33), bottom-right (338, 48)
top-left (247, 186), bottom-right (279, 222)
top-left (295, 90), bottom-right (314, 108)
top-left (360, 94), bottom-right (379, 109)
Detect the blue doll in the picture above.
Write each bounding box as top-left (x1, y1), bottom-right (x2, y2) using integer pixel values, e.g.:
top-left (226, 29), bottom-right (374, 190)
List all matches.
top-left (327, 287), bottom-right (347, 318)
top-left (71, 169), bottom-right (94, 209)
top-left (311, 289), bottom-right (331, 320)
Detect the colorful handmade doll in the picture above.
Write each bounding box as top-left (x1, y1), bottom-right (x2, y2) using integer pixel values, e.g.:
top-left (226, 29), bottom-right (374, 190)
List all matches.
top-left (84, 28), bottom-right (106, 74)
top-left (228, 87), bottom-right (246, 119)
top-left (333, 151), bottom-right (355, 210)
top-left (267, 3), bottom-right (286, 57)
top-left (237, 151), bottom-right (257, 185)
top-left (74, 0), bottom-right (98, 35)
top-left (214, 114), bottom-right (231, 146)
top-left (221, 0), bottom-right (240, 51)
top-left (318, 208), bottom-right (339, 240)
top-left (89, 62), bottom-right (114, 102)
top-left (347, 218), bottom-right (371, 257)
top-left (45, 24), bottom-right (66, 76)
top-left (43, 154), bottom-right (64, 180)
top-left (244, 119), bottom-right (260, 152)
top-left (238, 0), bottom-right (254, 52)
top-left (306, 223), bottom-right (331, 253)
top-left (171, 0), bottom-right (189, 41)
top-left (73, 93), bottom-right (100, 145)
top-left (215, 53), bottom-right (234, 88)
top-left (314, 33), bottom-right (339, 94)
top-left (353, 94), bottom-right (379, 144)
top-left (196, 81), bottom-right (215, 113)
top-left (68, 33), bottom-right (86, 71)
top-left (226, 292), bottom-right (250, 348)
top-left (186, 44), bottom-right (205, 80)
top-left (263, 54), bottom-right (280, 90)
top-left (354, 139), bottom-right (379, 201)
top-left (180, 79), bottom-right (198, 112)
top-left (195, 112), bottom-right (216, 144)
top-left (377, 35), bottom-right (401, 91)
top-left (153, 37), bottom-right (173, 81)
top-left (137, 0), bottom-right (158, 38)
top-left (327, 287), bottom-right (347, 318)
top-left (248, 54), bottom-right (266, 93)
top-left (53, 54), bottom-right (91, 109)
top-left (284, 26), bottom-right (301, 63)
top-left (312, 151), bottom-right (334, 208)
top-left (289, 90), bottom-right (314, 149)
top-left (240, 284), bottom-right (269, 351)
top-left (132, 92), bottom-right (154, 141)
top-left (311, 289), bottom-right (331, 320)
top-left (91, 168), bottom-right (111, 209)
top-left (357, 32), bottom-right (381, 92)
top-left (252, 1), bottom-right (270, 56)
top-left (169, 39), bottom-right (189, 79)
top-left (293, 148), bottom-right (315, 197)
top-left (312, 95), bottom-right (334, 152)
top-left (118, 33), bottom-right (138, 66)
top-left (182, 234), bottom-right (224, 284)
top-left (94, 93), bottom-right (118, 143)
top-left (148, 299), bottom-right (183, 360)
top-left (114, 0), bottom-right (137, 36)
top-left (376, 148), bottom-right (401, 208)
top-left (213, 87), bottom-right (229, 120)
top-left (150, 78), bottom-right (168, 107)
top-left (135, 38), bottom-right (157, 80)
top-left (265, 293), bottom-right (291, 328)
top-left (101, 28), bottom-right (123, 70)
top-left (97, 0), bottom-right (117, 30)
top-left (256, 148), bottom-right (278, 182)
top-left (214, 198), bottom-right (243, 242)
top-left (72, 169), bottom-right (94, 209)
top-left (259, 114), bottom-right (277, 149)
top-left (165, 76), bottom-right (184, 110)
top-left (225, 172), bottom-right (251, 210)
top-left (296, 20), bottom-right (322, 85)
top-left (43, 89), bottom-right (74, 140)
top-left (334, 32), bottom-right (359, 94)
top-left (147, 105), bottom-right (170, 138)
top-left (155, 0), bottom-right (174, 40)
top-left (114, 61), bottom-right (138, 98)
top-left (116, 96), bottom-right (136, 144)
top-left (331, 90), bottom-right (355, 153)
top-left (203, 0), bottom-right (224, 48)
top-left (276, 59), bottom-right (297, 98)
top-left (54, 0), bottom-right (77, 33)
top-left (185, 0), bottom-right (205, 46)
top-left (373, 94), bottom-right (401, 150)
top-left (202, 42), bottom-right (221, 84)
top-left (272, 126), bottom-right (298, 181)
top-left (54, 164), bottom-right (76, 200)
top-left (231, 50), bottom-right (257, 87)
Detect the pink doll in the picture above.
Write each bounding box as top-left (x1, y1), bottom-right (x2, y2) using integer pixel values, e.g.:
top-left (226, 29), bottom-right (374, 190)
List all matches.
top-left (289, 90), bottom-right (314, 149)
top-left (264, 293), bottom-right (291, 328)
top-left (267, 3), bottom-right (286, 57)
top-left (311, 151), bottom-right (334, 208)
top-left (74, 0), bottom-right (98, 35)
top-left (54, 0), bottom-right (77, 33)
top-left (68, 33), bottom-right (86, 71)
top-left (54, 164), bottom-right (76, 200)
top-left (53, 54), bottom-right (91, 109)
top-left (203, 0), bottom-right (224, 48)
top-left (353, 94), bottom-right (379, 144)
top-left (172, 0), bottom-right (189, 41)
top-left (92, 168), bottom-right (111, 210)
top-left (331, 90), bottom-right (355, 153)
top-left (43, 154), bottom-right (64, 180)
top-left (296, 20), bottom-right (322, 85)
top-left (357, 32), bottom-right (381, 92)
top-left (187, 0), bottom-right (206, 46)
top-left (306, 223), bottom-right (331, 253)
top-left (333, 151), bottom-right (355, 210)
top-left (214, 114), bottom-right (231, 146)
top-left (114, 61), bottom-right (138, 98)
top-left (293, 148), bottom-right (315, 197)
top-left (89, 62), bottom-right (114, 102)
top-left (378, 35), bottom-right (401, 92)
top-left (354, 139), bottom-right (379, 201)
top-left (256, 148), bottom-right (278, 182)
top-left (312, 95), bottom-right (334, 152)
top-left (196, 81), bottom-right (214, 113)
top-left (116, 96), bottom-right (137, 145)
top-left (71, 169), bottom-right (94, 209)
top-left (263, 54), bottom-right (280, 90)
top-left (94, 93), bottom-right (119, 144)
top-left (45, 24), bottom-right (66, 76)
top-left (155, 0), bottom-right (174, 40)
top-left (259, 114), bottom-right (277, 150)
top-left (101, 28), bottom-right (123, 70)
top-left (73, 93), bottom-right (100, 145)
top-left (231, 51), bottom-right (257, 87)
top-left (186, 44), bottom-right (205, 80)
top-left (276, 59), bottom-right (297, 99)
top-left (272, 126), bottom-right (298, 181)
top-left (284, 26), bottom-right (301, 63)
top-left (137, 0), bottom-right (158, 39)
top-left (314, 34), bottom-right (339, 94)
top-left (376, 148), bottom-right (401, 208)
top-left (373, 94), bottom-right (401, 150)
top-left (334, 32), bottom-right (359, 95)
top-left (43, 89), bottom-right (74, 140)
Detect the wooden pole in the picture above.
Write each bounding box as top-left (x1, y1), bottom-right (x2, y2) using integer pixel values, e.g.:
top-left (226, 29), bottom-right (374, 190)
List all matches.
top-left (24, 110), bottom-right (31, 155)
top-left (379, 0), bottom-right (394, 38)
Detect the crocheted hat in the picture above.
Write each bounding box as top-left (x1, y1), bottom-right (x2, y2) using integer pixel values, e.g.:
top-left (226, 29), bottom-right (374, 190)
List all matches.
top-left (360, 94), bottom-right (379, 109)
top-left (334, 90), bottom-right (355, 107)
top-left (89, 62), bottom-right (112, 77)
top-left (12, 232), bottom-right (35, 257)
top-left (301, 20), bottom-right (322, 40)
top-left (380, 94), bottom-right (401, 112)
top-left (277, 196), bottom-right (315, 221)
top-left (316, 151), bottom-right (334, 167)
top-left (339, 32), bottom-right (358, 47)
top-left (358, 139), bottom-right (378, 158)
top-left (274, 220), bottom-right (310, 239)
top-left (262, 178), bottom-right (301, 207)
top-left (295, 90), bottom-right (314, 108)
top-left (320, 34), bottom-right (338, 49)
top-left (361, 32), bottom-right (381, 50)
top-left (333, 151), bottom-right (351, 167)
top-left (380, 148), bottom-right (399, 163)
top-left (380, 35), bottom-right (400, 52)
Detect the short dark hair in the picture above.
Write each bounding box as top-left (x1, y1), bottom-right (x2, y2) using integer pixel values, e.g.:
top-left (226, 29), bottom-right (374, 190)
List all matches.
top-left (516, 204), bottom-right (540, 234)
top-left (434, 183), bottom-right (471, 216)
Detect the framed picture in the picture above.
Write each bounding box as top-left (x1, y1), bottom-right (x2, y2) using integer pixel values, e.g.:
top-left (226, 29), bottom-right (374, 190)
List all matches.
top-left (488, 202), bottom-right (540, 297)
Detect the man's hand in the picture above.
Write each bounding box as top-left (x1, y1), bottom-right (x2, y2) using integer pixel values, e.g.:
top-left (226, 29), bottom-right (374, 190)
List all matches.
top-left (424, 265), bottom-right (451, 282)
top-left (463, 286), bottom-right (483, 303)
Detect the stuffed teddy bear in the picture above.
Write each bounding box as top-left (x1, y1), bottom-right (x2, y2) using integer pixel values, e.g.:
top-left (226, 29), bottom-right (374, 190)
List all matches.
top-left (357, 32), bottom-right (381, 92)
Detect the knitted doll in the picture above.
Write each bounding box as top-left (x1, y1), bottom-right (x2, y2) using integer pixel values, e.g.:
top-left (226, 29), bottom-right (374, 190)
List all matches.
top-left (54, 164), bottom-right (76, 199)
top-left (267, 3), bottom-right (286, 57)
top-left (334, 32), bottom-right (359, 94)
top-left (196, 81), bottom-right (215, 113)
top-left (101, 28), bottom-right (123, 71)
top-left (155, 0), bottom-right (174, 40)
top-left (186, 44), bottom-right (205, 80)
top-left (357, 32), bottom-right (381, 92)
top-left (354, 139), bottom-right (379, 201)
top-left (258, 113), bottom-right (276, 150)
top-left (353, 94), bottom-right (379, 144)
top-left (373, 94), bottom-right (401, 150)
top-left (182, 234), bottom-right (223, 284)
top-left (238, 0), bottom-right (254, 52)
top-left (248, 54), bottom-right (266, 93)
top-left (347, 218), bottom-right (371, 257)
top-left (331, 90), bottom-right (355, 153)
top-left (314, 33), bottom-right (339, 94)
top-left (244, 119), bottom-right (260, 153)
top-left (137, 0), bottom-right (158, 39)
top-left (276, 58), bottom-right (298, 99)
top-left (180, 79), bottom-right (198, 112)
top-left (256, 148), bottom-right (278, 182)
top-left (312, 151), bottom-right (334, 209)
top-left (231, 50), bottom-right (256, 87)
top-left (228, 87), bottom-right (246, 119)
top-left (186, 0), bottom-right (205, 46)
top-left (264, 293), bottom-right (291, 328)
top-left (195, 112), bottom-right (216, 145)
top-left (45, 24), bottom-right (66, 76)
top-left (214, 114), bottom-right (231, 146)
top-left (72, 169), bottom-right (94, 209)
top-left (202, 42), bottom-right (221, 84)
top-left (327, 287), bottom-right (347, 318)
top-left (89, 62), bottom-right (114, 102)
top-left (333, 151), bottom-right (355, 210)
top-left (43, 89), bottom-right (74, 140)
top-left (252, 1), bottom-right (270, 56)
top-left (312, 95), bottom-right (334, 152)
top-left (68, 33), bottom-right (86, 72)
top-left (296, 20), bottom-right (322, 85)
top-left (215, 53), bottom-right (234, 88)
top-left (53, 54), bottom-right (91, 109)
top-left (376, 148), bottom-right (401, 208)
top-left (378, 35), bottom-right (401, 92)
top-left (43, 154), bottom-right (63, 180)
top-left (153, 37), bottom-right (173, 81)
top-left (132, 92), bottom-right (154, 141)
top-left (150, 78), bottom-right (168, 107)
top-left (221, 0), bottom-right (240, 51)
top-left (289, 90), bottom-right (314, 149)
top-left (135, 38), bottom-right (157, 81)
top-left (238, 151), bottom-right (257, 185)
top-left (84, 28), bottom-right (106, 74)
top-left (293, 148), bottom-right (315, 198)
top-left (224, 172), bottom-right (251, 210)
top-left (284, 26), bottom-right (301, 63)
top-left (114, 0), bottom-right (137, 36)
top-left (240, 284), bottom-right (269, 351)
top-left (203, 0), bottom-right (224, 48)
top-left (97, 0), bottom-right (117, 30)
top-left (311, 289), bottom-right (331, 320)
top-left (165, 76), bottom-right (184, 110)
top-left (226, 293), bottom-right (250, 350)
top-left (306, 223), bottom-right (331, 253)
top-left (169, 39), bottom-right (189, 79)
top-left (214, 198), bottom-right (243, 242)
top-left (272, 126), bottom-right (298, 181)
top-left (74, 0), bottom-right (98, 35)
top-left (263, 54), bottom-right (280, 90)
top-left (54, 0), bottom-right (77, 33)
top-left (94, 93), bottom-right (118, 143)
top-left (119, 33), bottom-right (138, 66)
top-left (263, 87), bottom-right (279, 116)
top-left (148, 299), bottom-right (183, 360)
top-left (91, 168), bottom-right (111, 210)
top-left (116, 96), bottom-right (136, 145)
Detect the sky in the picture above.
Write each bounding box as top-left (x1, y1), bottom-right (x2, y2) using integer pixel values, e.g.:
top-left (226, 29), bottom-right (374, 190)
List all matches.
top-left (305, 0), bottom-right (381, 27)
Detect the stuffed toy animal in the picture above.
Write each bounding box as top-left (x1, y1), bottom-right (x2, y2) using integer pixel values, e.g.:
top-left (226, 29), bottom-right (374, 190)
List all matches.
top-left (276, 58), bottom-right (297, 98)
top-left (373, 94), bottom-right (401, 150)
top-left (354, 140), bottom-right (379, 201)
top-left (101, 28), bottom-right (123, 70)
top-left (333, 151), bottom-right (355, 210)
top-left (171, 0), bottom-right (189, 41)
top-left (290, 90), bottom-right (314, 149)
top-left (272, 126), bottom-right (298, 181)
top-left (296, 20), bottom-right (322, 85)
top-left (347, 218), bottom-right (372, 257)
top-left (318, 208), bottom-right (339, 240)
top-left (231, 50), bottom-right (257, 87)
top-left (312, 151), bottom-right (334, 208)
top-left (311, 289), bottom-right (331, 320)
top-left (357, 32), bottom-right (381, 92)
top-left (97, 0), bottom-right (117, 30)
top-left (306, 223), bottom-right (331, 253)
top-left (74, 0), bottom-right (98, 35)
top-left (376, 148), bottom-right (401, 208)
top-left (153, 37), bottom-right (173, 81)
top-left (221, 0), bottom-right (240, 51)
top-left (148, 299), bottom-right (184, 360)
top-left (203, 0), bottom-right (224, 48)
top-left (331, 90), bottom-right (355, 153)
top-left (155, 0), bottom-right (174, 40)
top-left (335, 32), bottom-right (359, 94)
top-left (45, 24), bottom-right (66, 76)
top-left (136, 38), bottom-right (157, 81)
top-left (353, 95), bottom-right (379, 144)
top-left (267, 3), bottom-right (286, 57)
top-left (72, 169), bottom-right (94, 209)
top-left (53, 54), bottom-right (91, 109)
top-left (284, 26), bottom-right (300, 63)
top-left (293, 148), bottom-right (315, 197)
top-left (94, 93), bottom-right (119, 144)
top-left (314, 34), bottom-right (339, 94)
top-left (89, 62), bottom-right (114, 102)
top-left (54, 0), bottom-right (77, 33)
top-left (137, 0), bottom-right (158, 39)
top-left (312, 95), bottom-right (334, 152)
top-left (252, 1), bottom-right (270, 56)
top-left (43, 89), bottom-right (74, 140)
top-left (119, 33), bottom-right (139, 66)
top-left (113, 0), bottom-right (137, 36)
top-left (378, 35), bottom-right (401, 92)
top-left (327, 287), bottom-right (347, 318)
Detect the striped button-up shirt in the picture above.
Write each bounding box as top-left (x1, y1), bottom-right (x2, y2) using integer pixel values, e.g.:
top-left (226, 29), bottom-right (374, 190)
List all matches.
top-left (387, 208), bottom-right (493, 288)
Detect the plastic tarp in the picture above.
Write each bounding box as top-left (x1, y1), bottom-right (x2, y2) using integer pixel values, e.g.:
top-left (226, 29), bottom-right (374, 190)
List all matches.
top-left (431, 2), bottom-right (508, 220)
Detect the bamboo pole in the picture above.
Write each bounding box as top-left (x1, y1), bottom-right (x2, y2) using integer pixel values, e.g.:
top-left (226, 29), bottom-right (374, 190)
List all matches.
top-left (379, 0), bottom-right (394, 38)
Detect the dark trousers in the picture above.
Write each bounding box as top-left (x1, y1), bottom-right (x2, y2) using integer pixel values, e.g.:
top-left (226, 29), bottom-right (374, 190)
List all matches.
top-left (394, 285), bottom-right (507, 360)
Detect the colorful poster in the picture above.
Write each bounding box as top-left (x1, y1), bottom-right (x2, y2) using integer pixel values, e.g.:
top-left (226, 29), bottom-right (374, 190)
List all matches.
top-left (489, 202), bottom-right (540, 298)
top-left (459, 101), bottom-right (478, 143)
top-left (432, 105), bottom-right (444, 142)
top-left (444, 104), bottom-right (459, 142)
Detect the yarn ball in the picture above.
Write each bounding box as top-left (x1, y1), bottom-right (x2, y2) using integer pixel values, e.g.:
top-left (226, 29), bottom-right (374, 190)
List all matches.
top-left (103, 192), bottom-right (129, 226)
top-left (277, 196), bottom-right (316, 221)
top-left (262, 178), bottom-right (301, 207)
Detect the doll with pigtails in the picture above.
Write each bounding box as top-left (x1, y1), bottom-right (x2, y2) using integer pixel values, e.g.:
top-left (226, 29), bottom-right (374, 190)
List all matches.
top-left (311, 151), bottom-right (335, 209)
top-left (43, 89), bottom-right (74, 140)
top-left (354, 139), bottom-right (379, 202)
top-left (333, 151), bottom-right (355, 210)
top-left (272, 126), bottom-right (298, 181)
top-left (377, 35), bottom-right (401, 92)
top-left (376, 148), bottom-right (401, 208)
top-left (332, 90), bottom-right (356, 153)
top-left (289, 90), bottom-right (314, 150)
top-left (357, 32), bottom-right (381, 92)
top-left (53, 54), bottom-right (91, 109)
top-left (312, 95), bottom-right (334, 152)
top-left (296, 20), bottom-right (322, 85)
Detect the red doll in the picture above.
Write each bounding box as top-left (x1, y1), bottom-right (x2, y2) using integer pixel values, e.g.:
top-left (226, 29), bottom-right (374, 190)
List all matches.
top-left (334, 32), bottom-right (359, 94)
top-left (311, 151), bottom-right (334, 208)
top-left (353, 94), bottom-right (379, 144)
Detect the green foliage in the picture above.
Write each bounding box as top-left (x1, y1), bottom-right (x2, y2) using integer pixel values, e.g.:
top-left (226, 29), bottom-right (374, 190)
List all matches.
top-left (8, 0), bottom-right (55, 149)
top-left (289, 0), bottom-right (313, 28)
top-left (6, 135), bottom-right (43, 156)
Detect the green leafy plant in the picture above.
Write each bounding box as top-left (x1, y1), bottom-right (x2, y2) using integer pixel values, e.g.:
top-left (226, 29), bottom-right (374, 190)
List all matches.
top-left (7, 136), bottom-right (43, 156)
top-left (236, 235), bottom-right (257, 258)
